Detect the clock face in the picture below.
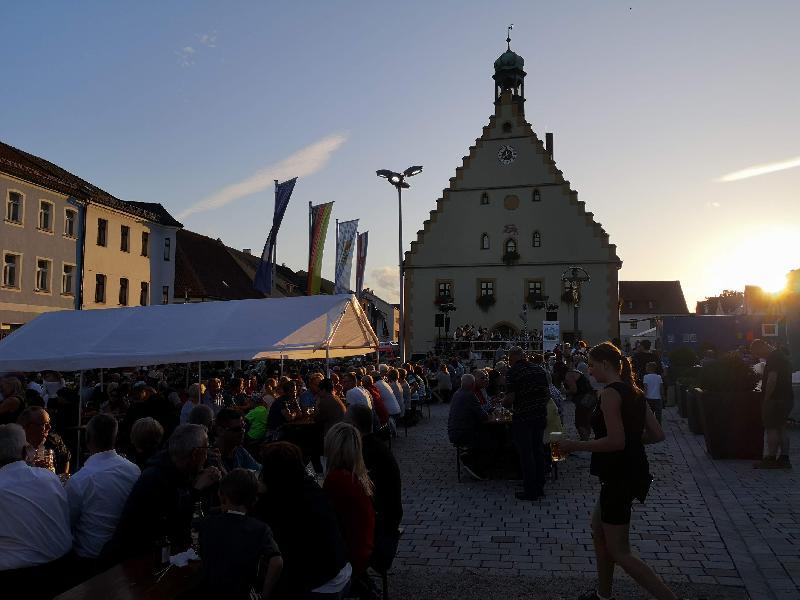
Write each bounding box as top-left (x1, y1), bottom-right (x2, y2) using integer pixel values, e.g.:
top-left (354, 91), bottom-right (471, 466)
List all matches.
top-left (497, 145), bottom-right (517, 165)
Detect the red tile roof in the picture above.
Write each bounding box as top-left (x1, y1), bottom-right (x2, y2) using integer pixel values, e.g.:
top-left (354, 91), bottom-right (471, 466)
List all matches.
top-left (619, 281), bottom-right (689, 315)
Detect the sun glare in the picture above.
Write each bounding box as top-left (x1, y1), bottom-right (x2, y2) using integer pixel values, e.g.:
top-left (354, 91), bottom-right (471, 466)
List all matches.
top-left (706, 226), bottom-right (796, 296)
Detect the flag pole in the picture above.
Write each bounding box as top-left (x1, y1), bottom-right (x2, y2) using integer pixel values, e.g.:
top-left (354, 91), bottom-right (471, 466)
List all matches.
top-left (272, 180), bottom-right (278, 274)
top-left (335, 219), bottom-right (339, 294)
top-left (308, 201), bottom-right (312, 295)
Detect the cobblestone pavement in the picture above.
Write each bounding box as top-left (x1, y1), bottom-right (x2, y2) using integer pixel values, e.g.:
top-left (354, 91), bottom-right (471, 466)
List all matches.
top-left (388, 402), bottom-right (800, 599)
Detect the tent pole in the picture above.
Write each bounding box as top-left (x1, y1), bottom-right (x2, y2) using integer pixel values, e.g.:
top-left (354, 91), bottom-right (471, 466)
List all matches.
top-left (325, 347), bottom-right (330, 378)
top-left (280, 355), bottom-right (284, 377)
top-left (185, 363), bottom-right (190, 390)
top-left (76, 371), bottom-right (84, 470)
top-left (99, 368), bottom-right (103, 392)
top-left (198, 362), bottom-right (202, 402)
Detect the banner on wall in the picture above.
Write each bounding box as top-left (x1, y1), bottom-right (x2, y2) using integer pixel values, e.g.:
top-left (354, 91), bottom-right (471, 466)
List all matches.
top-left (542, 321), bottom-right (560, 352)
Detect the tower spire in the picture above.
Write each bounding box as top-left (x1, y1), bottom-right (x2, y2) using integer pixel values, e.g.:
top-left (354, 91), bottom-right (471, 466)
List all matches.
top-left (506, 24), bottom-right (513, 50)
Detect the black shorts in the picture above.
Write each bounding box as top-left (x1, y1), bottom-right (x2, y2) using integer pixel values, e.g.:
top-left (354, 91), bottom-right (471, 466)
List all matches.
top-left (599, 477), bottom-right (652, 525)
top-left (762, 397), bottom-right (794, 429)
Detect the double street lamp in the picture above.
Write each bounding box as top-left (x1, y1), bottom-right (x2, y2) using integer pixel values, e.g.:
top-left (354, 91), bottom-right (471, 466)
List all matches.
top-left (376, 165), bottom-right (423, 364)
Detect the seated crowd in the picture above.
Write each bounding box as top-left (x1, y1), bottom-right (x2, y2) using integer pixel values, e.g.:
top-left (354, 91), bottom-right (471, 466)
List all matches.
top-left (0, 362), bottom-right (405, 600)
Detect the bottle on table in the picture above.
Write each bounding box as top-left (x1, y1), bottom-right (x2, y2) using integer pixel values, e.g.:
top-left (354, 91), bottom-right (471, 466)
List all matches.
top-left (190, 501), bottom-right (204, 554)
top-left (154, 517), bottom-right (171, 571)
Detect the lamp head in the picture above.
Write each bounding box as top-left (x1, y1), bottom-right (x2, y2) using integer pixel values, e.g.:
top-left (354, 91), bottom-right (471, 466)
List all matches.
top-left (376, 169), bottom-right (395, 179)
top-left (403, 165), bottom-right (423, 177)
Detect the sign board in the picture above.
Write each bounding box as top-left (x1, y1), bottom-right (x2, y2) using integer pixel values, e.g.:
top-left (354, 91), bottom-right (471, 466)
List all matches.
top-left (542, 321), bottom-right (560, 352)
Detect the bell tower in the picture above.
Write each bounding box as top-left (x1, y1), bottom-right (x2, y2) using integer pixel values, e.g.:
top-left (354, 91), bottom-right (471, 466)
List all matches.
top-left (493, 25), bottom-right (526, 112)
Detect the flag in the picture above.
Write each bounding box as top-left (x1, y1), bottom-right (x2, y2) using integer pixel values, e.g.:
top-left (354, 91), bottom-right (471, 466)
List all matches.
top-left (307, 202), bottom-right (334, 295)
top-left (334, 219), bottom-right (358, 294)
top-left (254, 178), bottom-right (297, 294)
top-left (355, 231), bottom-right (368, 295)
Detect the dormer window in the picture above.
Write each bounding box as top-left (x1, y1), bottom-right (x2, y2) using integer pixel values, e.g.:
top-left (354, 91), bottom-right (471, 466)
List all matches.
top-left (504, 238), bottom-right (517, 254)
top-left (533, 189), bottom-right (541, 202)
top-left (532, 231), bottom-right (541, 247)
top-left (480, 233), bottom-right (490, 250)
top-left (480, 192), bottom-right (489, 205)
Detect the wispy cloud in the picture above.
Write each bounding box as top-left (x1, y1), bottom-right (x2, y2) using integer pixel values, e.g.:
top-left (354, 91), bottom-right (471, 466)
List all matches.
top-left (178, 133), bottom-right (348, 219)
top-left (175, 46), bottom-right (195, 67)
top-left (717, 155), bottom-right (800, 182)
top-left (198, 31), bottom-right (217, 48)
top-left (369, 266), bottom-right (399, 303)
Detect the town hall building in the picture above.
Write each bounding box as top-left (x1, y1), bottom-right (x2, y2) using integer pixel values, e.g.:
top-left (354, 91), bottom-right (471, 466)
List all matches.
top-left (404, 40), bottom-right (621, 355)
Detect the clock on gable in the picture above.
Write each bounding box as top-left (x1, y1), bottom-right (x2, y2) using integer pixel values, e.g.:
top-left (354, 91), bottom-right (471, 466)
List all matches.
top-left (497, 144), bottom-right (517, 165)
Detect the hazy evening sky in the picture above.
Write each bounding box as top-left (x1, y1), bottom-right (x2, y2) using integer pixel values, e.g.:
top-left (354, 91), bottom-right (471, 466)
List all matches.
top-left (2, 1), bottom-right (799, 307)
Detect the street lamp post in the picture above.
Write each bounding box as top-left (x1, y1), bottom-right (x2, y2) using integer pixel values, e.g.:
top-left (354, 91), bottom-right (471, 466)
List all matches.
top-left (560, 266), bottom-right (591, 341)
top-left (377, 166), bottom-right (423, 364)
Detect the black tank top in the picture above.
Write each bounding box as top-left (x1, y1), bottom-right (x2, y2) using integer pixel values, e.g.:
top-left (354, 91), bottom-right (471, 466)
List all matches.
top-left (589, 381), bottom-right (649, 481)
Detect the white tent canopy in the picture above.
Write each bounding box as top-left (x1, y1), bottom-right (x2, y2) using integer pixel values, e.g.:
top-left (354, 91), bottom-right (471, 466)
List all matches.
top-left (0, 294), bottom-right (379, 372)
top-left (632, 327), bottom-right (657, 338)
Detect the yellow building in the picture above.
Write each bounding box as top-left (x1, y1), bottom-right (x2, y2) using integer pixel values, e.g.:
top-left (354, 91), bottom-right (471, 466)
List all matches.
top-left (404, 43), bottom-right (621, 355)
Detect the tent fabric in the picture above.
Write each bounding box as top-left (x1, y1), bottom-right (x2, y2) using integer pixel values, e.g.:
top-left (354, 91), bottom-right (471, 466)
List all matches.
top-left (0, 294), bottom-right (379, 372)
top-left (631, 327), bottom-right (657, 337)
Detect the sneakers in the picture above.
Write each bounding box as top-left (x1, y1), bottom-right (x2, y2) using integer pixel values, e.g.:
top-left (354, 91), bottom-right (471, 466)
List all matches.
top-left (753, 457), bottom-right (782, 469)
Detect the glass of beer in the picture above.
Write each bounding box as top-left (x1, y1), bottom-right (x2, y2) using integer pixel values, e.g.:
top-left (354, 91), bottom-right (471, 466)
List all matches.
top-left (549, 432), bottom-right (566, 462)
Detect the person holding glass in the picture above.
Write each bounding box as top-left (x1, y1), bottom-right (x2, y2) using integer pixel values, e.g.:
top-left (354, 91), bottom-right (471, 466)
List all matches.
top-left (559, 342), bottom-right (674, 600)
top-left (17, 406), bottom-right (71, 475)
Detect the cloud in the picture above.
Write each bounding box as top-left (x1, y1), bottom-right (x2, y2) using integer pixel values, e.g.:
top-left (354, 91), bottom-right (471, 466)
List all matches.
top-left (369, 266), bottom-right (399, 302)
top-left (198, 31), bottom-right (217, 48)
top-left (175, 46), bottom-right (195, 67)
top-left (706, 201), bottom-right (721, 209)
top-left (717, 155), bottom-right (800, 182)
top-left (178, 133), bottom-right (348, 219)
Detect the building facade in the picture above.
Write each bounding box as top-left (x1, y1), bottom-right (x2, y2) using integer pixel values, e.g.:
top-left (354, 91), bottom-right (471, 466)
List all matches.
top-left (0, 141), bottom-right (180, 334)
top-left (360, 289), bottom-right (399, 342)
top-left (404, 44), bottom-right (621, 355)
top-left (618, 280), bottom-right (689, 351)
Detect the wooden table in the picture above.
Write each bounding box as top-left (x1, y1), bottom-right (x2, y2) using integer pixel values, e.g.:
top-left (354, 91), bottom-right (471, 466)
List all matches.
top-left (55, 556), bottom-right (201, 600)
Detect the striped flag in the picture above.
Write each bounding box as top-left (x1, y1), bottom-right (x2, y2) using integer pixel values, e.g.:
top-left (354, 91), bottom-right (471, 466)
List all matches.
top-left (355, 231), bottom-right (368, 295)
top-left (334, 219), bottom-right (359, 294)
top-left (254, 178), bottom-right (297, 294)
top-left (307, 202), bottom-right (334, 295)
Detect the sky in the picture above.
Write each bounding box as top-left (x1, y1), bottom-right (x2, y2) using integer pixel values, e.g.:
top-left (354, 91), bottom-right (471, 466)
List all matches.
top-left (2, 1), bottom-right (799, 308)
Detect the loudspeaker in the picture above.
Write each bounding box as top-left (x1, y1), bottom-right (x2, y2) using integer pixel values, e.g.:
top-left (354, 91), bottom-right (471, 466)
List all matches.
top-left (435, 314), bottom-right (444, 328)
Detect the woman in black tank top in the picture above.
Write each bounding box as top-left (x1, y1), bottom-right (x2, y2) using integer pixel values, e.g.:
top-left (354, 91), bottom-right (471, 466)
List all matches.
top-left (560, 342), bottom-right (676, 600)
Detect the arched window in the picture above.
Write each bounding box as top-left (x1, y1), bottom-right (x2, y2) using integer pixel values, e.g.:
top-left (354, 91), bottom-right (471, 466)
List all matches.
top-left (480, 192), bottom-right (489, 205)
top-left (502, 122), bottom-right (512, 133)
top-left (480, 233), bottom-right (490, 250)
top-left (532, 231), bottom-right (541, 247)
top-left (504, 238), bottom-right (517, 254)
top-left (533, 189), bottom-right (541, 202)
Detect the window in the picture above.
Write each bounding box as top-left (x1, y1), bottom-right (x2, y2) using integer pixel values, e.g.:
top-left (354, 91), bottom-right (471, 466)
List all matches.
top-left (141, 232), bottom-right (149, 257)
top-left (479, 280), bottom-right (494, 296)
top-left (38, 201), bottom-right (53, 232)
top-left (5, 191), bottom-right (23, 224)
top-left (437, 281), bottom-right (452, 299)
top-left (95, 274), bottom-right (106, 303)
top-left (2, 253), bottom-right (20, 288)
top-left (533, 189), bottom-right (541, 202)
top-left (97, 218), bottom-right (107, 246)
top-left (64, 209), bottom-right (76, 238)
top-left (140, 281), bottom-right (149, 306)
top-left (120, 225), bottom-right (130, 252)
top-left (35, 259), bottom-right (51, 292)
top-left (504, 238), bottom-right (517, 254)
top-left (119, 278), bottom-right (129, 305)
top-left (162, 285), bottom-right (169, 305)
top-left (647, 300), bottom-right (654, 310)
top-left (630, 320), bottom-right (638, 330)
top-left (532, 231), bottom-right (541, 247)
top-left (480, 192), bottom-right (489, 205)
top-left (480, 233), bottom-right (490, 250)
top-left (163, 237), bottom-right (171, 261)
top-left (62, 264), bottom-right (74, 296)
top-left (528, 280), bottom-right (543, 299)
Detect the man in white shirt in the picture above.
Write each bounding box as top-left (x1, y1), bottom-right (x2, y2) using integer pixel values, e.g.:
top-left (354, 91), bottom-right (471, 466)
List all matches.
top-left (341, 371), bottom-right (373, 410)
top-left (66, 413), bottom-right (141, 559)
top-left (642, 361), bottom-right (665, 424)
top-left (373, 366), bottom-right (401, 419)
top-left (0, 423), bottom-right (72, 573)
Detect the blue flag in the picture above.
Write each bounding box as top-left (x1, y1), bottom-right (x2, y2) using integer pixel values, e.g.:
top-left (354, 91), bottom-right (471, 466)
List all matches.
top-left (254, 178), bottom-right (297, 294)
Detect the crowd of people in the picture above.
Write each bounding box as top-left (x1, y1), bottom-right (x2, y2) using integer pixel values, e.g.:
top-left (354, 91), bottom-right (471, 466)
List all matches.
top-left (0, 361), bottom-right (411, 599)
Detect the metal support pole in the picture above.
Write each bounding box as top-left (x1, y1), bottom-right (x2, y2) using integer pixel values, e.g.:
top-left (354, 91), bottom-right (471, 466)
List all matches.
top-left (397, 185), bottom-right (405, 364)
top-left (280, 355), bottom-right (284, 377)
top-left (197, 362), bottom-right (202, 402)
top-left (325, 347), bottom-right (331, 378)
top-left (76, 371), bottom-right (84, 469)
top-left (99, 368), bottom-right (104, 392)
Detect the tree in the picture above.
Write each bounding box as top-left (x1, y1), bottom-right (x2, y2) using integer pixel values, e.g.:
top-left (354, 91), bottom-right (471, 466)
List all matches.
top-left (703, 290), bottom-right (743, 315)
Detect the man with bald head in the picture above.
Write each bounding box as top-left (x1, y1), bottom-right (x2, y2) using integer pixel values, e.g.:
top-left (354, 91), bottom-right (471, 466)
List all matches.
top-left (448, 373), bottom-right (489, 479)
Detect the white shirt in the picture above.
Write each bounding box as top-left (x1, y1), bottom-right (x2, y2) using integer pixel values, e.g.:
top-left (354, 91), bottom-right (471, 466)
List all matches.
top-left (643, 373), bottom-right (663, 400)
top-left (374, 379), bottom-right (401, 416)
top-left (389, 381), bottom-right (406, 417)
top-left (66, 450), bottom-right (141, 558)
top-left (345, 386), bottom-right (373, 409)
top-left (0, 461), bottom-right (72, 569)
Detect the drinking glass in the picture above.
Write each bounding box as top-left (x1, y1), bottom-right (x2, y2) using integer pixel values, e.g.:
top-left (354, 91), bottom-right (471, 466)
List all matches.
top-left (549, 432), bottom-right (566, 462)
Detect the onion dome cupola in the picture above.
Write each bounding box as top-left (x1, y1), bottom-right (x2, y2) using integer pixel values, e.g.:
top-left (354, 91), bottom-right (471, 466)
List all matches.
top-left (493, 25), bottom-right (526, 109)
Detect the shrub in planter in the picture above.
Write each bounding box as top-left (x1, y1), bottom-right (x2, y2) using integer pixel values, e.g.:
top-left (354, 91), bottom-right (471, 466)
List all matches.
top-left (698, 354), bottom-right (762, 459)
top-left (476, 294), bottom-right (496, 312)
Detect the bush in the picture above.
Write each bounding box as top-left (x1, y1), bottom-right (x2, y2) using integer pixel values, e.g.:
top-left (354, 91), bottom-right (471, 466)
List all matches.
top-left (699, 353), bottom-right (759, 394)
top-left (668, 346), bottom-right (698, 383)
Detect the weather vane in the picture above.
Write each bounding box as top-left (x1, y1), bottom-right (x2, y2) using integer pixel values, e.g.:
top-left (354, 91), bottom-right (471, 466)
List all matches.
top-left (507, 24), bottom-right (513, 50)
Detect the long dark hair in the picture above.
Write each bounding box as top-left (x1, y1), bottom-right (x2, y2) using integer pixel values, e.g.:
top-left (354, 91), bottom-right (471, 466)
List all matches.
top-left (589, 341), bottom-right (642, 395)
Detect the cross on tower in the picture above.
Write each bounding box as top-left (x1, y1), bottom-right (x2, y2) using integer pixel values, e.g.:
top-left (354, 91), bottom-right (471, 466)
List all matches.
top-left (507, 24), bottom-right (513, 50)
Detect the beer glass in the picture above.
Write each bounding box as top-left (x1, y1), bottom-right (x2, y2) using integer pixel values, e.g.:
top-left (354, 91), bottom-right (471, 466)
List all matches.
top-left (549, 432), bottom-right (566, 462)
